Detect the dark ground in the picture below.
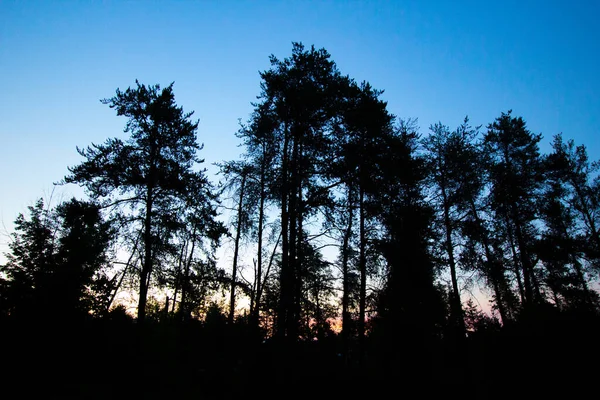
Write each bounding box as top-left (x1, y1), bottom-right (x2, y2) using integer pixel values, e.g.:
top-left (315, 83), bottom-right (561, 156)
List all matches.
top-left (1, 315), bottom-right (597, 399)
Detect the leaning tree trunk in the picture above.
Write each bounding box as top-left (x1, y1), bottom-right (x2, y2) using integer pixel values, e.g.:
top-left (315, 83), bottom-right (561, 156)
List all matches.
top-left (469, 200), bottom-right (510, 324)
top-left (179, 225), bottom-right (197, 321)
top-left (107, 231), bottom-right (141, 314)
top-left (171, 239), bottom-right (188, 313)
top-left (441, 184), bottom-right (465, 337)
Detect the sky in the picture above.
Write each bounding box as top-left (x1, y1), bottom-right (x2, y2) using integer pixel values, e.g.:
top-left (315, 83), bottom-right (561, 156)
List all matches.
top-left (1, 0), bottom-right (599, 278)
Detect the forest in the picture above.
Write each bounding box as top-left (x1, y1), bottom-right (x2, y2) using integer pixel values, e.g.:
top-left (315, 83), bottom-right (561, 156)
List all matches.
top-left (1, 43), bottom-right (599, 397)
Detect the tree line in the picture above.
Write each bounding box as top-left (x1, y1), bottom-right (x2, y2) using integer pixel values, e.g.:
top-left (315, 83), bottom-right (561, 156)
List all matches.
top-left (2, 43), bottom-right (599, 378)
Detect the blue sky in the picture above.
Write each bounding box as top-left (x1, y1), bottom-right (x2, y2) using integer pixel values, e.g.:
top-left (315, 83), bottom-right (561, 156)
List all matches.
top-left (1, 0), bottom-right (599, 266)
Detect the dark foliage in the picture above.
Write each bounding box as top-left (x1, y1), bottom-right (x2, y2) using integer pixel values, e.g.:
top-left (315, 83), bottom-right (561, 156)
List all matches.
top-left (1, 43), bottom-right (599, 398)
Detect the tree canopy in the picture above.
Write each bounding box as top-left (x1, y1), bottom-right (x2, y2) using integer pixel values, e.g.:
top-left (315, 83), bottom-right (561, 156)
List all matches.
top-left (1, 42), bottom-right (599, 397)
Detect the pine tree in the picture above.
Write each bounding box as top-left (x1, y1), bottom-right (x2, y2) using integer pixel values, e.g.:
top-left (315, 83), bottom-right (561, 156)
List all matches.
top-left (63, 81), bottom-right (221, 322)
top-left (484, 111), bottom-right (544, 308)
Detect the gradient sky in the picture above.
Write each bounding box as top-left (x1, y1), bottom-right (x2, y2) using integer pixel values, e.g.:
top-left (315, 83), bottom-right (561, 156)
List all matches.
top-left (1, 0), bottom-right (599, 267)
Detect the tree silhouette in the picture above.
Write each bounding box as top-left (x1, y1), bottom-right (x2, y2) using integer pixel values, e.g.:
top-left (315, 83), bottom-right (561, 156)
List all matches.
top-left (4, 42), bottom-right (600, 396)
top-left (546, 134), bottom-right (600, 269)
top-left (0, 198), bottom-right (114, 319)
top-left (63, 80), bottom-right (221, 322)
top-left (234, 103), bottom-right (281, 330)
top-left (539, 135), bottom-right (600, 310)
top-left (170, 179), bottom-right (226, 321)
top-left (484, 111), bottom-right (544, 309)
top-left (216, 160), bottom-right (255, 324)
top-left (54, 198), bottom-right (115, 317)
top-left (249, 43), bottom-right (348, 339)
top-left (331, 80), bottom-right (396, 363)
top-left (1, 199), bottom-right (57, 318)
top-left (373, 122), bottom-right (447, 373)
top-left (422, 119), bottom-right (477, 337)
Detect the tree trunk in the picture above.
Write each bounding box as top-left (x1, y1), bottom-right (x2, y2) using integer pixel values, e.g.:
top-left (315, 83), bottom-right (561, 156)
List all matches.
top-left (513, 217), bottom-right (535, 305)
top-left (468, 200), bottom-right (509, 324)
top-left (489, 261), bottom-right (510, 324)
top-left (107, 231), bottom-right (141, 314)
top-left (504, 216), bottom-right (526, 305)
top-left (229, 173), bottom-right (247, 324)
top-left (255, 231), bottom-right (281, 326)
top-left (179, 225), bottom-right (197, 321)
top-left (358, 184), bottom-right (366, 366)
top-left (251, 153), bottom-right (267, 327)
top-left (138, 186), bottom-right (154, 322)
top-left (341, 184), bottom-right (354, 359)
top-left (441, 185), bottom-right (465, 337)
top-left (172, 239), bottom-right (187, 313)
top-left (286, 134), bottom-right (299, 339)
top-left (293, 174), bottom-right (304, 340)
top-left (277, 124), bottom-right (290, 339)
